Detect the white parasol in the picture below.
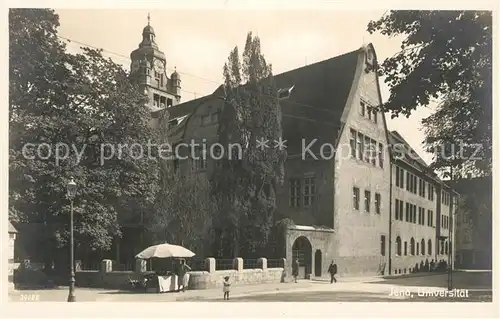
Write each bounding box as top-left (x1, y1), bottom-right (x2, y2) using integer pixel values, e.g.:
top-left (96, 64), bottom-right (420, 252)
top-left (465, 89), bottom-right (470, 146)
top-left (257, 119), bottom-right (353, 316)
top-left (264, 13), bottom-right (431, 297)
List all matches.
top-left (135, 243), bottom-right (195, 259)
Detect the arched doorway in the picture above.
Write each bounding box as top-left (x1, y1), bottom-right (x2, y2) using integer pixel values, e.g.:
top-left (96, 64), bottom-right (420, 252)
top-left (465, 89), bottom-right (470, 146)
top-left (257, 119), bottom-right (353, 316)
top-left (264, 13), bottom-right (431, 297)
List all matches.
top-left (314, 250), bottom-right (322, 277)
top-left (292, 236), bottom-right (312, 279)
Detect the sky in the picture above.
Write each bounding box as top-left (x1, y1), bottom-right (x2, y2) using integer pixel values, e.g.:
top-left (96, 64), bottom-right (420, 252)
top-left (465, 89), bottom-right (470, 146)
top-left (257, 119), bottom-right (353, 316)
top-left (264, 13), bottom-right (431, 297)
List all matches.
top-left (56, 9), bottom-right (437, 164)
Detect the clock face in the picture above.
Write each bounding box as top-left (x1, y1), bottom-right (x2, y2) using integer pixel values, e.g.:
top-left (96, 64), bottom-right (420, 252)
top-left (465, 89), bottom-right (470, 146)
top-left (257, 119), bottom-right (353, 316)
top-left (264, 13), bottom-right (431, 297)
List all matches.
top-left (154, 59), bottom-right (164, 73)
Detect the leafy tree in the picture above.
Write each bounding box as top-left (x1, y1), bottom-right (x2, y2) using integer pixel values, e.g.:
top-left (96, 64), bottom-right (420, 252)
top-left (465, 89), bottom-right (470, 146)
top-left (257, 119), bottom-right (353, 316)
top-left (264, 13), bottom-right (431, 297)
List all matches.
top-left (9, 9), bottom-right (159, 264)
top-left (147, 110), bottom-right (217, 255)
top-left (211, 32), bottom-right (286, 257)
top-left (368, 11), bottom-right (492, 176)
top-left (149, 168), bottom-right (217, 255)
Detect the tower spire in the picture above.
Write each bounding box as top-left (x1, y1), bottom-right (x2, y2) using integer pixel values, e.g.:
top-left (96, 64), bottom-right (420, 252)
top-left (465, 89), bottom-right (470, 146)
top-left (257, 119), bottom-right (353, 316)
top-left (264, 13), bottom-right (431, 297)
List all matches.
top-left (147, 12), bottom-right (150, 26)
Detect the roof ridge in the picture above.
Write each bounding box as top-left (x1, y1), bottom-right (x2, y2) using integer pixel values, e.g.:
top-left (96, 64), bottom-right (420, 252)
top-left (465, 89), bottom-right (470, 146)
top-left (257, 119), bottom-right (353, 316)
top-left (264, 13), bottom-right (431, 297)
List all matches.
top-left (274, 47), bottom-right (362, 78)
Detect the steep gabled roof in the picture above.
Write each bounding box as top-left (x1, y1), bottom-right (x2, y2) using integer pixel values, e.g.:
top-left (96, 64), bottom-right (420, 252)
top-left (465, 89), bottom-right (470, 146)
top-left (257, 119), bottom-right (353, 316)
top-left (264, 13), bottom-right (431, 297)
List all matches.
top-left (160, 46), bottom-right (363, 151)
top-left (389, 130), bottom-right (429, 169)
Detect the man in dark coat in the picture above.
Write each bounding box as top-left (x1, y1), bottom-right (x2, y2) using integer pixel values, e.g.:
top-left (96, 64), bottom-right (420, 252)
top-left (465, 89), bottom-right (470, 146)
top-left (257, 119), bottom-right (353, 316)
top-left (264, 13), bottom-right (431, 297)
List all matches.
top-left (328, 260), bottom-right (337, 283)
top-left (292, 258), bottom-right (299, 283)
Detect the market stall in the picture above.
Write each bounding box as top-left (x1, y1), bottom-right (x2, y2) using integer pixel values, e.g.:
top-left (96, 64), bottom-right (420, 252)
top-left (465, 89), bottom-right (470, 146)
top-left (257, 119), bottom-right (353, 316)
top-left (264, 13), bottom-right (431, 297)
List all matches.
top-left (135, 243), bottom-right (195, 293)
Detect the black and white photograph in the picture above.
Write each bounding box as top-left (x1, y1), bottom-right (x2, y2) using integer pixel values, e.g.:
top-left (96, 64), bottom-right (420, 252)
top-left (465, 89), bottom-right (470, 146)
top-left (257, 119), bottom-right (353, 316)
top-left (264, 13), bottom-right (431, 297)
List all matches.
top-left (3, 2), bottom-right (497, 318)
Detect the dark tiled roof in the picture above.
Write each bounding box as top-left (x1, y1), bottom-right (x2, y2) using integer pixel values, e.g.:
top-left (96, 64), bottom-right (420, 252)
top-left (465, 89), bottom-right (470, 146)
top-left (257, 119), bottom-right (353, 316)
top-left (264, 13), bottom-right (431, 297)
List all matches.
top-left (275, 49), bottom-right (361, 154)
top-left (388, 130), bottom-right (429, 169)
top-left (162, 47), bottom-right (363, 152)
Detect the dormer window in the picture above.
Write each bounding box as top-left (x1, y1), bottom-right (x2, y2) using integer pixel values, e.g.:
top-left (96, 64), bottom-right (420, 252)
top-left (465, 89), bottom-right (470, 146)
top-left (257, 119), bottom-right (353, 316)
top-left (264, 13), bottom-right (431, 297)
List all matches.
top-left (278, 85), bottom-right (295, 100)
top-left (366, 49), bottom-right (374, 67)
top-left (168, 118), bottom-right (178, 128)
top-left (365, 48), bottom-right (375, 73)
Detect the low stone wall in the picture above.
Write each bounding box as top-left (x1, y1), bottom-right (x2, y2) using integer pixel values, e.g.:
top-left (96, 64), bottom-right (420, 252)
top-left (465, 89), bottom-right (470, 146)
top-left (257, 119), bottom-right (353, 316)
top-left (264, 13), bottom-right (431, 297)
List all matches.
top-left (188, 269), bottom-right (285, 289)
top-left (75, 257), bottom-right (286, 290)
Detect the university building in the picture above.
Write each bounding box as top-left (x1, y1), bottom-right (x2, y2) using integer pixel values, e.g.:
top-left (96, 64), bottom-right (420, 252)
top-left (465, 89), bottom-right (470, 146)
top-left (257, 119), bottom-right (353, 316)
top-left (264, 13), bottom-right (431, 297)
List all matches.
top-left (126, 20), bottom-right (459, 277)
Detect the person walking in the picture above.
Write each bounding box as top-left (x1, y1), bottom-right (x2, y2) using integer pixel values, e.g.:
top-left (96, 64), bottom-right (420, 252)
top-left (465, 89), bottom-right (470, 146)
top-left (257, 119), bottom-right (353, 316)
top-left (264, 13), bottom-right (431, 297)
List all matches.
top-left (292, 258), bottom-right (299, 283)
top-left (328, 260), bottom-right (337, 283)
top-left (177, 259), bottom-right (191, 292)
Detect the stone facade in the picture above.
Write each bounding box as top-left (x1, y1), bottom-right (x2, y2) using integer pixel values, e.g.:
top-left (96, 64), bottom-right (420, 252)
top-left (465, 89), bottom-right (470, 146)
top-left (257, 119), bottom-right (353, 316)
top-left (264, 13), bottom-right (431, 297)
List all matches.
top-left (389, 131), bottom-right (458, 275)
top-left (125, 22), bottom-right (460, 279)
top-left (332, 45), bottom-right (391, 276)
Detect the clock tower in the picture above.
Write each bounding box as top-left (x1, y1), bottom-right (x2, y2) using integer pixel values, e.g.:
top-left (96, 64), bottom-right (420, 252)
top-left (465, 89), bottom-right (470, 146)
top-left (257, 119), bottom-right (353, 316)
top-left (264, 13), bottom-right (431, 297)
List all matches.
top-left (130, 14), bottom-right (181, 112)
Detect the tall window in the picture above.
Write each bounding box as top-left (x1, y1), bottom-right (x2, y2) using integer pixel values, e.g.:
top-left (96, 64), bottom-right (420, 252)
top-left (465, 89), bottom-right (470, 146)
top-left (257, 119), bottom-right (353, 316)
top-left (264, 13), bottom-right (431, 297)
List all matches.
top-left (375, 193), bottom-right (381, 214)
top-left (360, 101), bottom-right (366, 117)
top-left (404, 241), bottom-right (408, 256)
top-left (399, 168), bottom-right (404, 187)
top-left (428, 239), bottom-right (432, 255)
top-left (378, 143), bottom-right (384, 168)
top-left (406, 171), bottom-right (410, 191)
top-left (428, 185), bottom-right (434, 201)
top-left (364, 190), bottom-right (371, 212)
top-left (395, 199), bottom-right (400, 220)
top-left (380, 235), bottom-right (386, 256)
top-left (357, 132), bottom-right (364, 161)
top-left (421, 239), bottom-right (426, 255)
top-left (303, 177), bottom-right (315, 207)
top-left (396, 167), bottom-right (400, 187)
top-left (412, 204), bottom-right (417, 223)
top-left (353, 187), bottom-right (360, 210)
top-left (405, 202), bottom-right (410, 222)
top-left (364, 136), bottom-right (370, 163)
top-left (399, 200), bottom-right (404, 220)
top-left (370, 139), bottom-right (376, 166)
top-left (410, 238), bottom-right (415, 256)
top-left (396, 236), bottom-right (401, 256)
top-left (289, 179), bottom-right (301, 207)
top-left (350, 129), bottom-right (357, 158)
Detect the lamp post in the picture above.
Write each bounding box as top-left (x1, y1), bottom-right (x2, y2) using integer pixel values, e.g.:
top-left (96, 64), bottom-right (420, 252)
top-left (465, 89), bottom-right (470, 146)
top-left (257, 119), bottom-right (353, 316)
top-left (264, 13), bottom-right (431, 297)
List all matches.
top-left (67, 177), bottom-right (77, 302)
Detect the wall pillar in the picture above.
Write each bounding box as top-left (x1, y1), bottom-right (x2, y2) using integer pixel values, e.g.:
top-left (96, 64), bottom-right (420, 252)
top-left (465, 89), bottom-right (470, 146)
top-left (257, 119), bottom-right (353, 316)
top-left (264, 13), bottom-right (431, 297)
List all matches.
top-left (205, 258), bottom-right (216, 273)
top-left (257, 257), bottom-right (267, 270)
top-left (233, 257), bottom-right (243, 272)
top-left (101, 259), bottom-right (112, 274)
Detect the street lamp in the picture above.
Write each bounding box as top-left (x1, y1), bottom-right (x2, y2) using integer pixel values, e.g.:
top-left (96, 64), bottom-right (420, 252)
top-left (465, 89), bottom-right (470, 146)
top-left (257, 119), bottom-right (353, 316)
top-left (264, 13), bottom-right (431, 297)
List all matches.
top-left (67, 177), bottom-right (77, 302)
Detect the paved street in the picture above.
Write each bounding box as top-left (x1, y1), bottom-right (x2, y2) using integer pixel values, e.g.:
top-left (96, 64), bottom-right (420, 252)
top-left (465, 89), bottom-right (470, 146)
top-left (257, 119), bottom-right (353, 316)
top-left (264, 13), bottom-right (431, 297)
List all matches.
top-left (8, 271), bottom-right (492, 302)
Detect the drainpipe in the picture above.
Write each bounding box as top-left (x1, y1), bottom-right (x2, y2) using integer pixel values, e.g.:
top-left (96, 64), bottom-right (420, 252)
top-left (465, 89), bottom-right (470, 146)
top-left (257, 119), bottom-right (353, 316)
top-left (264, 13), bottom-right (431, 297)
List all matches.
top-left (388, 163), bottom-right (393, 275)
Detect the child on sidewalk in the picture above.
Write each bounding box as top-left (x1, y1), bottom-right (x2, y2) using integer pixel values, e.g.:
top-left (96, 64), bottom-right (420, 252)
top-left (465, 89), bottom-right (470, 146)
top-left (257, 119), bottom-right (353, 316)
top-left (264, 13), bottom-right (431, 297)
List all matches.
top-left (223, 276), bottom-right (231, 300)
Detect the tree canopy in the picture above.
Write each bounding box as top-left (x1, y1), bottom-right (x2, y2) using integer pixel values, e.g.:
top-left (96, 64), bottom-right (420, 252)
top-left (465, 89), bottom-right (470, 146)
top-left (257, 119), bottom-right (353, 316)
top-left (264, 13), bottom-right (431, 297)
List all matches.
top-left (9, 9), bottom-right (159, 254)
top-left (211, 32), bottom-right (286, 257)
top-left (368, 11), bottom-right (492, 177)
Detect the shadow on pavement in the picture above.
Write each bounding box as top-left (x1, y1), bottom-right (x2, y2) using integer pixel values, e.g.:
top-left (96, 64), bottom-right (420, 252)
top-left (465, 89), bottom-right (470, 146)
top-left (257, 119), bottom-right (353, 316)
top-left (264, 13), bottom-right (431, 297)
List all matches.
top-left (97, 290), bottom-right (182, 295)
top-left (373, 271), bottom-right (492, 289)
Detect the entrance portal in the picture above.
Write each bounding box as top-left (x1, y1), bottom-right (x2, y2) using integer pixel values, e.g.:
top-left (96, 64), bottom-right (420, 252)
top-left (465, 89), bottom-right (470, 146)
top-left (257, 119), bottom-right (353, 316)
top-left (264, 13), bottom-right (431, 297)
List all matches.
top-left (292, 236), bottom-right (312, 279)
top-left (314, 250), bottom-right (322, 277)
